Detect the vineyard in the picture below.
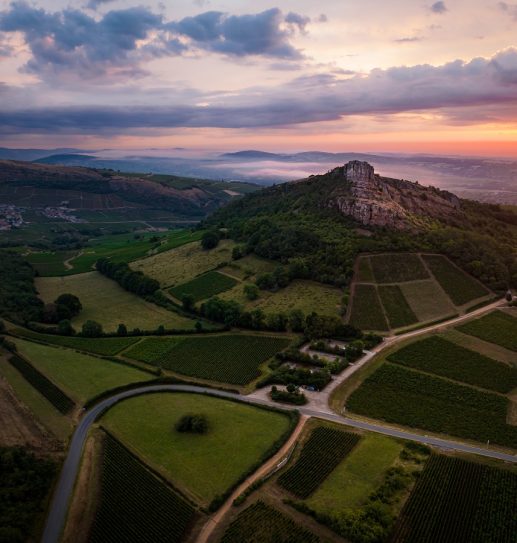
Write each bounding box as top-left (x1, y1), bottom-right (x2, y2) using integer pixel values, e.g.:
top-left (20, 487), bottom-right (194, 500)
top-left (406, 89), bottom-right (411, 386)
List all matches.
top-left (8, 355), bottom-right (75, 414)
top-left (277, 427), bottom-right (360, 498)
top-left (12, 328), bottom-right (139, 356)
top-left (390, 454), bottom-right (517, 543)
top-left (356, 256), bottom-right (374, 282)
top-left (125, 334), bottom-right (291, 385)
top-left (422, 254), bottom-right (488, 305)
top-left (370, 254), bottom-right (429, 283)
top-left (349, 284), bottom-right (389, 331)
top-left (170, 271), bottom-right (238, 302)
top-left (378, 285), bottom-right (418, 329)
top-left (457, 310), bottom-right (517, 352)
top-left (387, 336), bottom-right (517, 393)
top-left (220, 501), bottom-right (321, 543)
top-left (89, 433), bottom-right (196, 543)
top-left (347, 363), bottom-right (517, 448)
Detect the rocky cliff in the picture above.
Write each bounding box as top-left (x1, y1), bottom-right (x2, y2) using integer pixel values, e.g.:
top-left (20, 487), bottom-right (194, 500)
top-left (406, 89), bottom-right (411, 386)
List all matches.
top-left (326, 160), bottom-right (461, 229)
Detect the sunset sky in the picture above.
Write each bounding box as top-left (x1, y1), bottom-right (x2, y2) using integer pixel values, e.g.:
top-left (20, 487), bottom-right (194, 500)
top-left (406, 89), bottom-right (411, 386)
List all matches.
top-left (1, 0), bottom-right (517, 155)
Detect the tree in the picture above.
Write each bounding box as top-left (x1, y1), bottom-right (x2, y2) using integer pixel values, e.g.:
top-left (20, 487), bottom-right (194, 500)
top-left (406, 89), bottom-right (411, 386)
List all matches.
top-left (232, 246), bottom-right (243, 260)
top-left (243, 284), bottom-right (259, 301)
top-left (175, 414), bottom-right (209, 434)
top-left (195, 321), bottom-right (203, 332)
top-left (288, 309), bottom-right (305, 332)
top-left (266, 312), bottom-right (288, 332)
top-left (55, 294), bottom-right (82, 317)
top-left (201, 230), bottom-right (220, 250)
top-left (57, 319), bottom-right (74, 336)
top-left (182, 294), bottom-right (195, 311)
top-left (81, 320), bottom-right (103, 337)
top-left (156, 324), bottom-right (165, 335)
top-left (506, 290), bottom-right (513, 302)
top-left (117, 323), bottom-right (128, 336)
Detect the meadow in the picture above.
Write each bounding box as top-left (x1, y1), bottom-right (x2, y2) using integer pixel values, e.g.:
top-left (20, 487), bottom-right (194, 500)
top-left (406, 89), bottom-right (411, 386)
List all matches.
top-left (422, 254), bottom-right (489, 306)
top-left (12, 338), bottom-right (152, 404)
top-left (391, 454), bottom-right (517, 543)
top-left (219, 254), bottom-right (276, 280)
top-left (348, 284), bottom-right (389, 331)
top-left (170, 271), bottom-right (238, 302)
top-left (12, 328), bottom-right (139, 356)
top-left (220, 501), bottom-right (321, 543)
top-left (131, 239), bottom-right (236, 288)
top-left (101, 392), bottom-right (292, 505)
top-left (457, 310), bottom-right (517, 352)
top-left (90, 433), bottom-right (196, 543)
top-left (125, 334), bottom-right (291, 385)
top-left (387, 335), bottom-right (517, 393)
top-left (36, 272), bottom-right (197, 332)
top-left (370, 253), bottom-right (429, 283)
top-left (347, 362), bottom-right (517, 448)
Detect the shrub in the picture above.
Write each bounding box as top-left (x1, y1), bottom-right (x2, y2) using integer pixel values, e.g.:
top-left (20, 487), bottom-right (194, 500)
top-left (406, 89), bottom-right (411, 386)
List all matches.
top-left (244, 284), bottom-right (259, 301)
top-left (175, 414), bottom-right (209, 434)
top-left (201, 230), bottom-right (220, 250)
top-left (81, 320), bottom-right (103, 338)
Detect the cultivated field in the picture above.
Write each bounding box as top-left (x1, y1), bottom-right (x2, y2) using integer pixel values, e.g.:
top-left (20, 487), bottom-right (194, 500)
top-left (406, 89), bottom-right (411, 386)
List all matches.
top-left (400, 280), bottom-right (456, 322)
top-left (457, 310), bottom-right (517, 352)
top-left (391, 454), bottom-right (517, 543)
top-left (131, 239), bottom-right (236, 287)
top-left (221, 279), bottom-right (343, 318)
top-left (102, 392), bottom-right (292, 505)
top-left (12, 338), bottom-right (151, 404)
top-left (347, 362), bottom-right (517, 448)
top-left (36, 272), bottom-right (197, 332)
top-left (348, 284), bottom-right (389, 331)
top-left (90, 433), bottom-right (196, 543)
top-left (378, 285), bottom-right (418, 329)
top-left (220, 501), bottom-right (321, 543)
top-left (170, 271), bottom-right (238, 302)
top-left (124, 334), bottom-right (291, 385)
top-left (370, 253), bottom-right (429, 283)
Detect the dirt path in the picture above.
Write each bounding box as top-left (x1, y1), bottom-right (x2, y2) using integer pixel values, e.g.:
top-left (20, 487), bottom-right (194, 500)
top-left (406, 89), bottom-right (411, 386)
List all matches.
top-left (63, 251), bottom-right (82, 271)
top-left (196, 415), bottom-right (309, 543)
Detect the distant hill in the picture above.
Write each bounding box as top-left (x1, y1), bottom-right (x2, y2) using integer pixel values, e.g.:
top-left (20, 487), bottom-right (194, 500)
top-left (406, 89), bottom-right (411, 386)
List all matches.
top-left (0, 147), bottom-right (87, 161)
top-left (35, 154), bottom-right (98, 164)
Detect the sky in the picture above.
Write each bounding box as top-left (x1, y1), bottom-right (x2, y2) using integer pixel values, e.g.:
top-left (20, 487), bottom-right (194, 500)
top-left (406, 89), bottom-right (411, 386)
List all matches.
top-left (0, 0), bottom-right (517, 156)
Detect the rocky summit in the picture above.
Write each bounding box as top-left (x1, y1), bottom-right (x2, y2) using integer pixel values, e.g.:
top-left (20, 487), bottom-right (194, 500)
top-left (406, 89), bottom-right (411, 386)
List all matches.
top-left (327, 160), bottom-right (461, 230)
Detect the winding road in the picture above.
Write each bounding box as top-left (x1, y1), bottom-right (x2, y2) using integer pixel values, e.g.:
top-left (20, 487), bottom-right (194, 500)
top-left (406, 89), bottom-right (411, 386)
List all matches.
top-left (41, 299), bottom-right (516, 543)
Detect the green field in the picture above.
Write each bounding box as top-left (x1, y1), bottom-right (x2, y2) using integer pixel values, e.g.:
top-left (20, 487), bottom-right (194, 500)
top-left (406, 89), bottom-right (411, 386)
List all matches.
top-left (378, 285), bottom-right (418, 328)
top-left (221, 501), bottom-right (320, 543)
top-left (124, 334), bottom-right (291, 385)
top-left (387, 336), bottom-right (517, 393)
top-left (170, 271), bottom-right (238, 302)
top-left (348, 284), bottom-right (389, 331)
top-left (25, 250), bottom-right (76, 276)
top-left (90, 433), bottom-right (195, 543)
top-left (400, 280), bottom-right (456, 322)
top-left (422, 254), bottom-right (489, 305)
top-left (347, 362), bottom-right (517, 448)
top-left (12, 338), bottom-right (152, 403)
top-left (36, 272), bottom-right (197, 332)
top-left (131, 239), bottom-right (236, 288)
top-left (219, 254), bottom-right (276, 280)
top-left (12, 328), bottom-right (139, 356)
top-left (370, 254), bottom-right (429, 283)
top-left (222, 279), bottom-right (343, 318)
top-left (391, 454), bottom-right (517, 543)
top-left (457, 310), bottom-right (517, 352)
top-left (307, 433), bottom-right (403, 514)
top-left (356, 256), bottom-right (374, 282)
top-left (102, 392), bottom-right (292, 505)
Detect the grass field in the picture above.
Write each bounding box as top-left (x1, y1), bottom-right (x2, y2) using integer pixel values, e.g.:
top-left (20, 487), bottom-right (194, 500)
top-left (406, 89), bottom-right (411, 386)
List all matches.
top-left (25, 251), bottom-right (76, 276)
top-left (102, 392), bottom-right (292, 505)
top-left (422, 254), bottom-right (489, 306)
top-left (370, 254), bottom-right (429, 283)
top-left (90, 432), bottom-right (195, 543)
top-left (12, 338), bottom-right (152, 404)
top-left (222, 279), bottom-right (343, 318)
top-left (36, 272), bottom-right (197, 332)
top-left (348, 284), bottom-right (389, 331)
top-left (347, 362), bottom-right (517, 448)
top-left (131, 239), bottom-right (235, 288)
top-left (391, 454), bottom-right (517, 543)
top-left (400, 280), bottom-right (456, 322)
top-left (12, 328), bottom-right (139, 356)
top-left (124, 334), bottom-right (291, 385)
top-left (307, 433), bottom-right (403, 514)
top-left (220, 501), bottom-right (321, 543)
top-left (219, 254), bottom-right (276, 280)
top-left (387, 336), bottom-right (517, 393)
top-left (0, 356), bottom-right (72, 440)
top-left (457, 310), bottom-right (517, 352)
top-left (378, 285), bottom-right (418, 329)
top-left (170, 271), bottom-right (238, 302)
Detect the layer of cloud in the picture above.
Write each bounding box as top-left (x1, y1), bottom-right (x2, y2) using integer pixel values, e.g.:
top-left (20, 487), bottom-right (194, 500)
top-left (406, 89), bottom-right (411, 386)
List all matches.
top-left (498, 2), bottom-right (517, 19)
top-left (0, 3), bottom-right (310, 81)
top-left (430, 2), bottom-right (448, 14)
top-left (2, 48), bottom-right (517, 135)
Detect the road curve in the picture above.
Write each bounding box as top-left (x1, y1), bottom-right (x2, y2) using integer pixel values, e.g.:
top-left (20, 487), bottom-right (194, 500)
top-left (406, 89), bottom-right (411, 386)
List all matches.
top-left (42, 379), bottom-right (516, 543)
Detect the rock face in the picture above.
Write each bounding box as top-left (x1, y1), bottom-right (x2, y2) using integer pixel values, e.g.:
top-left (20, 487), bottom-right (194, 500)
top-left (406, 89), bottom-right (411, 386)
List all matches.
top-left (327, 160), bottom-right (461, 229)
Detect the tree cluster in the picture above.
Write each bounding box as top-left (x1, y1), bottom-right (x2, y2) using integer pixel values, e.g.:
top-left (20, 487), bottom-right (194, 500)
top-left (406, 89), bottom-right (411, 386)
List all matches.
top-left (96, 258), bottom-right (160, 296)
top-left (175, 414), bottom-right (209, 434)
